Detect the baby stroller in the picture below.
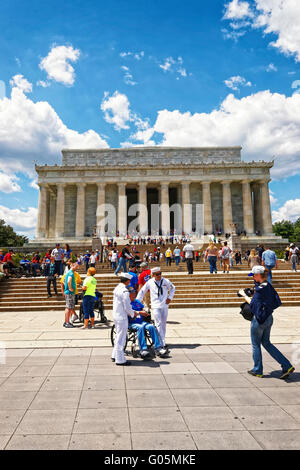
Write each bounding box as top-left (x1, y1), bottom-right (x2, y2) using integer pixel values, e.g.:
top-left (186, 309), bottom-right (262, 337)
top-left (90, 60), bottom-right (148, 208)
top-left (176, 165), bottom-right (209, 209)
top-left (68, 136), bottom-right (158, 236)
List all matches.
top-left (79, 290), bottom-right (108, 324)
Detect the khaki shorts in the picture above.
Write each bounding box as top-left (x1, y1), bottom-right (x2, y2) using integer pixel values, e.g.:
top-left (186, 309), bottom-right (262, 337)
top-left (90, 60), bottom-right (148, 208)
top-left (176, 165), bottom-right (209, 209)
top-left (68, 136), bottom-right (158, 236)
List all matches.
top-left (65, 294), bottom-right (75, 310)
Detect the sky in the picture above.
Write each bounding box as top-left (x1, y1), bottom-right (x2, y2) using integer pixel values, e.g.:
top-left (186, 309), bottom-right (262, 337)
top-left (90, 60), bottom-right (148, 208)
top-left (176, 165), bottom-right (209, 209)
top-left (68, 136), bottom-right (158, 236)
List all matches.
top-left (0, 0), bottom-right (300, 238)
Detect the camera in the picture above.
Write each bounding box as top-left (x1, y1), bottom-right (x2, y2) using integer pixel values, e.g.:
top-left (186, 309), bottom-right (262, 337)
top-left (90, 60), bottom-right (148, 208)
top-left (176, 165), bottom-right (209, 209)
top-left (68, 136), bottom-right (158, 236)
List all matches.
top-left (237, 287), bottom-right (254, 298)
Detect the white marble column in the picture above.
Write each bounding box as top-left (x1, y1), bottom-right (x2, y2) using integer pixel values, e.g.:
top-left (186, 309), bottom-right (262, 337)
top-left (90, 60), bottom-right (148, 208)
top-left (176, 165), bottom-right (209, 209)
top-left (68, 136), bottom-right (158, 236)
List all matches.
top-left (242, 180), bottom-right (254, 234)
top-left (182, 182), bottom-right (192, 235)
top-left (222, 181), bottom-right (233, 234)
top-left (260, 180), bottom-right (273, 235)
top-left (160, 182), bottom-right (170, 236)
top-left (75, 183), bottom-right (86, 238)
top-left (202, 182), bottom-right (213, 234)
top-left (55, 183), bottom-right (66, 238)
top-left (138, 182), bottom-right (148, 235)
top-left (117, 183), bottom-right (127, 237)
top-left (36, 183), bottom-right (48, 238)
top-left (96, 183), bottom-right (106, 236)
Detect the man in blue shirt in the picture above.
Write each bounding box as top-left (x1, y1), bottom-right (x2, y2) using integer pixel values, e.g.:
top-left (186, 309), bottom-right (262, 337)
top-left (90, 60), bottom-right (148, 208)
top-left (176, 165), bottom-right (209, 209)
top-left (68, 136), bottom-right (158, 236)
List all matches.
top-left (128, 264), bottom-right (139, 293)
top-left (239, 265), bottom-right (294, 379)
top-left (262, 247), bottom-right (278, 284)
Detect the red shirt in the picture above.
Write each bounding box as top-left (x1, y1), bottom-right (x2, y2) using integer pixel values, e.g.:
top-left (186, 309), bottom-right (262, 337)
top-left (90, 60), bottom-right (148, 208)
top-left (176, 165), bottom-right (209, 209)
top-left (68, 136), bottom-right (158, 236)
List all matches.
top-left (138, 269), bottom-right (151, 286)
top-left (3, 253), bottom-right (12, 263)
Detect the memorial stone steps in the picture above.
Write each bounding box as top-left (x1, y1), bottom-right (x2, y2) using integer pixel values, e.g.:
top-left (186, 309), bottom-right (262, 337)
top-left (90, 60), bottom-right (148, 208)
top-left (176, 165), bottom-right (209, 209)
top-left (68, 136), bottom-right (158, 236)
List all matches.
top-left (0, 271), bottom-right (299, 313)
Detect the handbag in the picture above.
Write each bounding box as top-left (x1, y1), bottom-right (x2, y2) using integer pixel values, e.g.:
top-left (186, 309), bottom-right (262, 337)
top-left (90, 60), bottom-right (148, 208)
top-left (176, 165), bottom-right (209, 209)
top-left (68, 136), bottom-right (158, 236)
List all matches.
top-left (239, 302), bottom-right (253, 321)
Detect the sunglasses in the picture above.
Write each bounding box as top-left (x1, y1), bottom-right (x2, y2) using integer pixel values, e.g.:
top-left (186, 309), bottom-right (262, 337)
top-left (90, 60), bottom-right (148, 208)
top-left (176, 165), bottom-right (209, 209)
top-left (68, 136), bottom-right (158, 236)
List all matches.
top-left (154, 272), bottom-right (161, 275)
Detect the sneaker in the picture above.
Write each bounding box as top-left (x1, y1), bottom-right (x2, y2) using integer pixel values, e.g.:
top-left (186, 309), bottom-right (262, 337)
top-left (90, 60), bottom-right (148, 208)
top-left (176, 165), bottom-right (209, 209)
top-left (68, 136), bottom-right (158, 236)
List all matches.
top-left (157, 348), bottom-right (168, 357)
top-left (116, 361), bottom-right (131, 366)
top-left (140, 350), bottom-right (150, 358)
top-left (247, 369), bottom-right (263, 378)
top-left (65, 323), bottom-right (74, 328)
top-left (280, 366), bottom-right (295, 380)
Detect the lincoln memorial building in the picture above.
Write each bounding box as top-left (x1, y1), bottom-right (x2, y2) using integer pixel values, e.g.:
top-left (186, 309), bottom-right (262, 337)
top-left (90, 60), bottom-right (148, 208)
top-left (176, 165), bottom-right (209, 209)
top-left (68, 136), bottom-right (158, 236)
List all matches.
top-left (34, 147), bottom-right (275, 244)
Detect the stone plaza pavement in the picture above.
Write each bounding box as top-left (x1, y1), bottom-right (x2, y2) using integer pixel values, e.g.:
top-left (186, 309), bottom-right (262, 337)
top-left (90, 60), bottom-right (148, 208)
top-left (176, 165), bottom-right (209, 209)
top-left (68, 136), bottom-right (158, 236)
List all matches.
top-left (0, 344), bottom-right (300, 450)
top-left (0, 305), bottom-right (300, 349)
top-left (0, 303), bottom-right (300, 450)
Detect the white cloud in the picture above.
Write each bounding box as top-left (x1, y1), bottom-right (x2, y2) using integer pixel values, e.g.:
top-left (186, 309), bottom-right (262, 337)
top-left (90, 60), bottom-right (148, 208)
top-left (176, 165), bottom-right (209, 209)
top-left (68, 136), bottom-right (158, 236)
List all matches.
top-left (132, 90), bottom-right (300, 179)
top-left (0, 205), bottom-right (38, 234)
top-left (223, 0), bottom-right (254, 20)
top-left (224, 0), bottom-right (300, 62)
top-left (266, 63), bottom-right (278, 72)
top-left (120, 51), bottom-right (144, 60)
top-left (39, 45), bottom-right (80, 86)
top-left (159, 56), bottom-right (189, 79)
top-left (0, 172), bottom-right (21, 193)
top-left (272, 199), bottom-right (300, 222)
top-left (36, 80), bottom-right (51, 88)
top-left (120, 66), bottom-right (137, 86)
top-left (9, 75), bottom-right (32, 93)
top-left (0, 79), bottom-right (108, 178)
top-left (224, 75), bottom-right (252, 91)
top-left (101, 91), bottom-right (131, 130)
top-left (269, 190), bottom-right (278, 205)
top-left (221, 27), bottom-right (247, 42)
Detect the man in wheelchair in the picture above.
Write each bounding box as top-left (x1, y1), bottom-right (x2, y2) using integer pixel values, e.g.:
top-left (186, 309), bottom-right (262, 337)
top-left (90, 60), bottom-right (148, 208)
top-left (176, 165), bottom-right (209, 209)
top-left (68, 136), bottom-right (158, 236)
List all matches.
top-left (128, 287), bottom-right (168, 359)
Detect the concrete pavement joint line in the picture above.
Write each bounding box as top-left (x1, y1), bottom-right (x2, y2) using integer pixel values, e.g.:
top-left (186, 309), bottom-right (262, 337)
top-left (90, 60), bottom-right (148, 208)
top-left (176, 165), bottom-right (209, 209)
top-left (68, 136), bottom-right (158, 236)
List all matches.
top-left (3, 346), bottom-right (64, 449)
top-left (67, 347), bottom-right (93, 450)
top-left (162, 350), bottom-right (202, 450)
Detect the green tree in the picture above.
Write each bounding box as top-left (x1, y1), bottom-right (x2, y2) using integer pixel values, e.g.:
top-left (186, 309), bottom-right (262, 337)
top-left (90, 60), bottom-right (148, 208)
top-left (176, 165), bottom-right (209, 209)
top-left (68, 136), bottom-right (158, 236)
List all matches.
top-left (272, 220), bottom-right (295, 241)
top-left (0, 219), bottom-right (28, 247)
top-left (293, 219), bottom-right (300, 243)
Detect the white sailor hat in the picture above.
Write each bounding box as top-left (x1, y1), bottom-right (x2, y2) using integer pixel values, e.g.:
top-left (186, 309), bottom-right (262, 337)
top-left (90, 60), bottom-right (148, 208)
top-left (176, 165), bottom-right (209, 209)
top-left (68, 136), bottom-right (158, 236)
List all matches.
top-left (151, 267), bottom-right (161, 274)
top-left (248, 265), bottom-right (265, 277)
top-left (120, 273), bottom-right (133, 280)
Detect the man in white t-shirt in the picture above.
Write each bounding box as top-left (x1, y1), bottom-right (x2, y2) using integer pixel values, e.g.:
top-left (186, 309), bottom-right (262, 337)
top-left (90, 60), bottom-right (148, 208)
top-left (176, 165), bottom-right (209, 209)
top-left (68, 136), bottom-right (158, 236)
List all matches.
top-left (183, 241), bottom-right (194, 275)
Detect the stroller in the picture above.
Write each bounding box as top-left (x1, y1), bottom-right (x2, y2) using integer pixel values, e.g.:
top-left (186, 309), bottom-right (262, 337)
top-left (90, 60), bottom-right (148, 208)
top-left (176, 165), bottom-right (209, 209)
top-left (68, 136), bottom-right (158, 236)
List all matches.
top-left (79, 290), bottom-right (108, 324)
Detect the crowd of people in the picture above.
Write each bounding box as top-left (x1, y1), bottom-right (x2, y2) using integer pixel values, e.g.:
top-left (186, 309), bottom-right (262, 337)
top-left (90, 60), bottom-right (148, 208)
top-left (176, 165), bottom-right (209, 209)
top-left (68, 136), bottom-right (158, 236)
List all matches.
top-left (0, 236), bottom-right (297, 379)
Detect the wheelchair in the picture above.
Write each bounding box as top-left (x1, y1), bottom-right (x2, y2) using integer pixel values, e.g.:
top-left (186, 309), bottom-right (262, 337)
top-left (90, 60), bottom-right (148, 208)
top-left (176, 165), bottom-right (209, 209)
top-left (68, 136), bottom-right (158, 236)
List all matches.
top-left (79, 290), bottom-right (108, 324)
top-left (110, 320), bottom-right (156, 359)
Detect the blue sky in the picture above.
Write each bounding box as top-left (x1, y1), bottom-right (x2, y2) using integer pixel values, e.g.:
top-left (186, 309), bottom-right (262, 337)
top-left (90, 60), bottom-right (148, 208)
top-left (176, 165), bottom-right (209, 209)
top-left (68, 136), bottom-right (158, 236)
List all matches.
top-left (0, 0), bottom-right (300, 237)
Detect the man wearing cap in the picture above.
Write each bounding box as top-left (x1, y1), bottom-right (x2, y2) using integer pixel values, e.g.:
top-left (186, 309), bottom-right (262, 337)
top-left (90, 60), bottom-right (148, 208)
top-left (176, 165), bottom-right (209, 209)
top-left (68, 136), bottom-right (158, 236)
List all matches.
top-left (239, 265), bottom-right (295, 379)
top-left (112, 273), bottom-right (136, 366)
top-left (137, 267), bottom-right (175, 348)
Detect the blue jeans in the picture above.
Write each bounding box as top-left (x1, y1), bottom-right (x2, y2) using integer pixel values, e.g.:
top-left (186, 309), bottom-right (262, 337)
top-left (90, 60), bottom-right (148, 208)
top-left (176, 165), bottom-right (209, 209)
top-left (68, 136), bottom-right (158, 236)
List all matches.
top-left (83, 295), bottom-right (95, 319)
top-left (265, 264), bottom-right (275, 284)
top-left (114, 257), bottom-right (127, 275)
top-left (130, 322), bottom-right (162, 350)
top-left (175, 256), bottom-right (180, 266)
top-left (251, 315), bottom-right (292, 375)
top-left (208, 256), bottom-right (217, 274)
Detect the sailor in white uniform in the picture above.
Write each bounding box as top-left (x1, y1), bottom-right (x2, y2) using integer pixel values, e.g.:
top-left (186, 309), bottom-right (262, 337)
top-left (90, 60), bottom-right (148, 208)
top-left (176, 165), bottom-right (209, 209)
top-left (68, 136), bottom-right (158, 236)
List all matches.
top-left (136, 267), bottom-right (175, 348)
top-left (112, 273), bottom-right (135, 366)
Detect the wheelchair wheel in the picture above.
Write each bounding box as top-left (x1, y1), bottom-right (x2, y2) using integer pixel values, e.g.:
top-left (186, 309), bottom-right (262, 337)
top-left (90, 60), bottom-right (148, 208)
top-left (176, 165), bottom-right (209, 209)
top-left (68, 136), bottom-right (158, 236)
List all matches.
top-left (110, 324), bottom-right (128, 350)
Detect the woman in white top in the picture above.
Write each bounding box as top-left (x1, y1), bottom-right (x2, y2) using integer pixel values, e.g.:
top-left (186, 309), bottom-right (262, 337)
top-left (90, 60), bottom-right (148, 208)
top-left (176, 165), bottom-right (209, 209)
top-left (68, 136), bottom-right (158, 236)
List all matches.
top-left (289, 244), bottom-right (299, 272)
